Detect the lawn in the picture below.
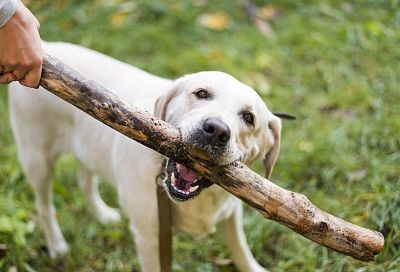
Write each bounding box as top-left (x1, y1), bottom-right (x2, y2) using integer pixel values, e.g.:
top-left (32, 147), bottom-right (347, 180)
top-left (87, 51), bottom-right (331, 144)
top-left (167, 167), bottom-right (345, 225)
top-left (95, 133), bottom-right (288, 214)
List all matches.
top-left (0, 0), bottom-right (399, 271)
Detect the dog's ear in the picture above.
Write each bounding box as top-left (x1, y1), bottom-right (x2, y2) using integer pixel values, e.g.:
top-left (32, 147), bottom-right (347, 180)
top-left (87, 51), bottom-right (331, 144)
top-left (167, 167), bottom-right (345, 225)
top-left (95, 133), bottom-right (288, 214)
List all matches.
top-left (264, 116), bottom-right (281, 179)
top-left (154, 82), bottom-right (181, 121)
top-left (154, 95), bottom-right (169, 121)
top-left (273, 112), bottom-right (296, 120)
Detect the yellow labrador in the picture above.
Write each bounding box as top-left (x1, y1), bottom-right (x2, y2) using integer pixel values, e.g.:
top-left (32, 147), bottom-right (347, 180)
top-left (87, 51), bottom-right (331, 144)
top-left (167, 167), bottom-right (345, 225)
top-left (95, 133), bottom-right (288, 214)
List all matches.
top-left (9, 42), bottom-right (281, 272)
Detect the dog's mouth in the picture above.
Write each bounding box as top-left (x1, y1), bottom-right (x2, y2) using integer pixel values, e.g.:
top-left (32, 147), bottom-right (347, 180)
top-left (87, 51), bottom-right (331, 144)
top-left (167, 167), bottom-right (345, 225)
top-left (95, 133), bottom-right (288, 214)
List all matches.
top-left (163, 159), bottom-right (213, 201)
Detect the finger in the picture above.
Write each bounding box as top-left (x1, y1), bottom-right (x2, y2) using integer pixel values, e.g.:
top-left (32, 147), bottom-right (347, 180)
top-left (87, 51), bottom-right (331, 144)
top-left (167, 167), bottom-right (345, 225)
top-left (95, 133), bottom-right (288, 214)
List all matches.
top-left (19, 66), bottom-right (42, 88)
top-left (0, 72), bottom-right (17, 84)
top-left (2, 66), bottom-right (14, 73)
top-left (35, 17), bottom-right (40, 28)
top-left (12, 68), bottom-right (30, 81)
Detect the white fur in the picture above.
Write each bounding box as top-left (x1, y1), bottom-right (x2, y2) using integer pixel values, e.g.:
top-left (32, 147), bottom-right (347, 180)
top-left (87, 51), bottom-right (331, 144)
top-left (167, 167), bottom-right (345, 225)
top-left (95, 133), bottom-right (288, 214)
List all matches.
top-left (8, 42), bottom-right (280, 272)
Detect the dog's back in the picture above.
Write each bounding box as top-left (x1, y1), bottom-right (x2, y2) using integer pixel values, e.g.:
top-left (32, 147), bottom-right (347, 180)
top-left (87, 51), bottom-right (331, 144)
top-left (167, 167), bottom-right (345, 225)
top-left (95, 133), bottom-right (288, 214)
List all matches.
top-left (9, 42), bottom-right (172, 181)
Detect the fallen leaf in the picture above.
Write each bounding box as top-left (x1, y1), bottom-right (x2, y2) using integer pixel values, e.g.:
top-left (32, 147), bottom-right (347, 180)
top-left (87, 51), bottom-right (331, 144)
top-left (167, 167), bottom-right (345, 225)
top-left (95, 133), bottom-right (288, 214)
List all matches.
top-left (205, 49), bottom-right (222, 61)
top-left (258, 5), bottom-right (281, 21)
top-left (244, 3), bottom-right (276, 38)
top-left (197, 12), bottom-right (231, 30)
top-left (341, 2), bottom-right (353, 13)
top-left (212, 257), bottom-right (233, 266)
top-left (109, 11), bottom-right (129, 27)
top-left (346, 169), bottom-right (368, 182)
top-left (28, 248), bottom-right (38, 258)
top-left (193, 0), bottom-right (208, 7)
top-left (116, 2), bottom-right (137, 13)
top-left (109, 2), bottom-right (137, 28)
top-left (298, 141), bottom-right (314, 153)
top-left (27, 220), bottom-right (36, 233)
top-left (254, 18), bottom-right (274, 38)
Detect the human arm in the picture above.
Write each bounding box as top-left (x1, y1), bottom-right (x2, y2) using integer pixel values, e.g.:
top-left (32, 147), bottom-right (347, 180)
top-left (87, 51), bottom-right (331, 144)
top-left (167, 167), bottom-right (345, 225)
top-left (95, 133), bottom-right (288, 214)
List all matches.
top-left (0, 0), bottom-right (42, 88)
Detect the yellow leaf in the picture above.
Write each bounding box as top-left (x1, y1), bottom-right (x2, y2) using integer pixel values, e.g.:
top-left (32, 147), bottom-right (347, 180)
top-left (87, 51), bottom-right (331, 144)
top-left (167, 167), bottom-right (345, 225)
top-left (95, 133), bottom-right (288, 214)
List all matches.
top-left (298, 141), bottom-right (313, 153)
top-left (108, 2), bottom-right (137, 27)
top-left (205, 49), bottom-right (222, 61)
top-left (258, 5), bottom-right (280, 21)
top-left (58, 19), bottom-right (74, 30)
top-left (212, 257), bottom-right (233, 266)
top-left (109, 11), bottom-right (128, 27)
top-left (197, 12), bottom-right (231, 30)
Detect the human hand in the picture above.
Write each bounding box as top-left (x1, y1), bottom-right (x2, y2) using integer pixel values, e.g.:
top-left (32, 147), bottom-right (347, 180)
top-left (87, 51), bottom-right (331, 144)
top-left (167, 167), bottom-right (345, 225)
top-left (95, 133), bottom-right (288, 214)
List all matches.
top-left (0, 2), bottom-right (42, 88)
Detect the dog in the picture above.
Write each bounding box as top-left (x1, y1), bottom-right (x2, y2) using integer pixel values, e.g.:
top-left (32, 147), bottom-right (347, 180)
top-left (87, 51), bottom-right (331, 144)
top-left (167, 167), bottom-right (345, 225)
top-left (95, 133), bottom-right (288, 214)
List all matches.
top-left (8, 42), bottom-right (282, 272)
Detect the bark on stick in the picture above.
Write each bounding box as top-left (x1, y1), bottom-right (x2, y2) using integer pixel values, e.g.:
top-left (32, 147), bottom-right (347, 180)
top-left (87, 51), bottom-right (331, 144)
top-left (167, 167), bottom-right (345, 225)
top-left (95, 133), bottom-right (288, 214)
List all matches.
top-left (39, 53), bottom-right (384, 262)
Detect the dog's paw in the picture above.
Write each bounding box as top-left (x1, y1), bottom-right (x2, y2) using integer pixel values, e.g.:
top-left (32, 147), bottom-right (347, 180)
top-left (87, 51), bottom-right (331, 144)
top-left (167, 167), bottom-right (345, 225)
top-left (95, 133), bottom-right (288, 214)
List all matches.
top-left (97, 207), bottom-right (121, 224)
top-left (48, 240), bottom-right (69, 259)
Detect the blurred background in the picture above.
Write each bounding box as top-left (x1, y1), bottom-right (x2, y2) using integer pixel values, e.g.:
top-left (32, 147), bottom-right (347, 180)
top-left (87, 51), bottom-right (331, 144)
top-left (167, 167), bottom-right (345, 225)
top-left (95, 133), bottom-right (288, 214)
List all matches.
top-left (0, 0), bottom-right (399, 271)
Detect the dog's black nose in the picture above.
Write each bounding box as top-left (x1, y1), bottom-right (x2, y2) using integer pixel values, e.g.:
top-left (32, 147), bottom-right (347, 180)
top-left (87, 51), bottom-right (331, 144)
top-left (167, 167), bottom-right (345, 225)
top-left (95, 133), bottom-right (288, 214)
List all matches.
top-left (202, 118), bottom-right (231, 146)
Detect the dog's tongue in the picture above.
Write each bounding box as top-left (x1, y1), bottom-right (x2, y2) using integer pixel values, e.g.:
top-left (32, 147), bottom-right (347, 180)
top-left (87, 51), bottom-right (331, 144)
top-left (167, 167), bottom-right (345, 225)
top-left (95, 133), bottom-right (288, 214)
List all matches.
top-left (176, 163), bottom-right (199, 182)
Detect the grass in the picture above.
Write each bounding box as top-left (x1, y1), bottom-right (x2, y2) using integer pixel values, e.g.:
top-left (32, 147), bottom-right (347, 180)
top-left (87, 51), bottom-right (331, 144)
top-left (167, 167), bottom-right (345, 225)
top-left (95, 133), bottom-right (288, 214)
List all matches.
top-left (1, 0), bottom-right (399, 271)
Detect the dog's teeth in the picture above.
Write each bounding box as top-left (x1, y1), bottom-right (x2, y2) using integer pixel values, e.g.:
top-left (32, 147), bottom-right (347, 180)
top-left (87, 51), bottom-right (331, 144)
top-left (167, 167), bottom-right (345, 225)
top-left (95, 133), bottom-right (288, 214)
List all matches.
top-left (171, 178), bottom-right (179, 191)
top-left (189, 185), bottom-right (199, 193)
top-left (171, 173), bottom-right (177, 185)
top-left (171, 176), bottom-right (193, 195)
top-left (190, 179), bottom-right (199, 187)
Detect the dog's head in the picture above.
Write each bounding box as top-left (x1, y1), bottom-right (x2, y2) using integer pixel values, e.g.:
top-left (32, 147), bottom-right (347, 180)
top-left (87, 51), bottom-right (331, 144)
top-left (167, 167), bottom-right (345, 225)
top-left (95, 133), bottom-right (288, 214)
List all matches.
top-left (155, 71), bottom-right (281, 201)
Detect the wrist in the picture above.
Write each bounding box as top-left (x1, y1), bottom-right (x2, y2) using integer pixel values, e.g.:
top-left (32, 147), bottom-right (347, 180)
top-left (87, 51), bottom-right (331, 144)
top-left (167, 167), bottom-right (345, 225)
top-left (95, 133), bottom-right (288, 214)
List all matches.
top-left (0, 0), bottom-right (19, 28)
top-left (3, 1), bottom-right (39, 30)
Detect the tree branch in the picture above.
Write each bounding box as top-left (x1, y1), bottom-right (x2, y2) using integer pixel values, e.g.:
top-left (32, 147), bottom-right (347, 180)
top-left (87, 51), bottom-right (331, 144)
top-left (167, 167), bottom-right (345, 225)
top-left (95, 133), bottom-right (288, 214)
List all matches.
top-left (39, 53), bottom-right (384, 262)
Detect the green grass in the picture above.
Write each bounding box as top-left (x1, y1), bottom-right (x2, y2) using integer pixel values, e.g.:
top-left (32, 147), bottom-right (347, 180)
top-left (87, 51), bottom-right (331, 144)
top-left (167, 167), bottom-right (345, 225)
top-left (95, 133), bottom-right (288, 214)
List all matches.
top-left (1, 0), bottom-right (399, 271)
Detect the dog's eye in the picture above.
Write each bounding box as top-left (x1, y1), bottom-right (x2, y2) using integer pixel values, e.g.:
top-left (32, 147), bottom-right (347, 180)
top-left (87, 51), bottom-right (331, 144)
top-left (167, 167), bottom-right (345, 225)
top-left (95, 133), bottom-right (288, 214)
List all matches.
top-left (194, 89), bottom-right (211, 99)
top-left (242, 112), bottom-right (255, 125)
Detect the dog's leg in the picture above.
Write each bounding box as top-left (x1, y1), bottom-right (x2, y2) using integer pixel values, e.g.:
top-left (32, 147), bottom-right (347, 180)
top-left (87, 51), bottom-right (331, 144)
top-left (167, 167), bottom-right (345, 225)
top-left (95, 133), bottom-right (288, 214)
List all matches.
top-left (22, 153), bottom-right (68, 259)
top-left (117, 176), bottom-right (161, 272)
top-left (218, 202), bottom-right (267, 272)
top-left (78, 166), bottom-right (120, 223)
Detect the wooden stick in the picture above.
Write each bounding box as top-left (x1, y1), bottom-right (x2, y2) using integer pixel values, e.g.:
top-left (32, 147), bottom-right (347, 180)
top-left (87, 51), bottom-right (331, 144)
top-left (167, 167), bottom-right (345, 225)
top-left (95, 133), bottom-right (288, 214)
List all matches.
top-left (39, 53), bottom-right (384, 262)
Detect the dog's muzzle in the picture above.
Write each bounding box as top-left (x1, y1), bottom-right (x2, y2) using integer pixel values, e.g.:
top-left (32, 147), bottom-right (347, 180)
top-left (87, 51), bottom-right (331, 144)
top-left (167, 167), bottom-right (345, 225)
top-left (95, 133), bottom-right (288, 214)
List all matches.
top-left (163, 118), bottom-right (231, 201)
